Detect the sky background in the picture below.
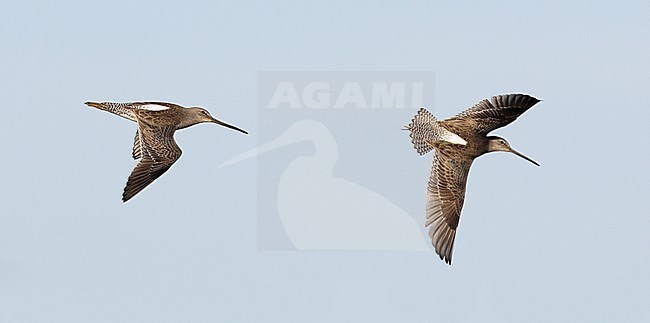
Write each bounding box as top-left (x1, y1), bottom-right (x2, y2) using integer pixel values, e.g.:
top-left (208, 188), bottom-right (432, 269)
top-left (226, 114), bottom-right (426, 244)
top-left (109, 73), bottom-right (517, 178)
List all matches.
top-left (1, 1), bottom-right (650, 322)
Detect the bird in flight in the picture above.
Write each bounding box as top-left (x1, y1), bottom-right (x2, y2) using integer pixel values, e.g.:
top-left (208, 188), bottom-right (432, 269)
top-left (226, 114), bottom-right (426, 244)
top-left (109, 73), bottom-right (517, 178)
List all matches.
top-left (85, 101), bottom-right (248, 202)
top-left (405, 94), bottom-right (541, 264)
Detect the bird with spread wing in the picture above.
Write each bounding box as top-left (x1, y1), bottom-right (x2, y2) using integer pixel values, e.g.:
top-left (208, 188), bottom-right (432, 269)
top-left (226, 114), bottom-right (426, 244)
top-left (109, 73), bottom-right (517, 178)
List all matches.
top-left (406, 94), bottom-right (541, 264)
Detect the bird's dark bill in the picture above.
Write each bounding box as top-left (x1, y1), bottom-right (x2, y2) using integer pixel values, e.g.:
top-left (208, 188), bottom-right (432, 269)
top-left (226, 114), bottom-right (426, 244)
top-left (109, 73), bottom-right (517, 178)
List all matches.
top-left (212, 118), bottom-right (248, 134)
top-left (510, 148), bottom-right (540, 166)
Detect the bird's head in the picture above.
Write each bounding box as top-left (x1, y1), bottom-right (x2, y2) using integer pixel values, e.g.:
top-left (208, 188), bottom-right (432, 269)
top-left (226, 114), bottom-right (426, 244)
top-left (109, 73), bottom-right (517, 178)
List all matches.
top-left (486, 136), bottom-right (539, 166)
top-left (187, 107), bottom-right (248, 134)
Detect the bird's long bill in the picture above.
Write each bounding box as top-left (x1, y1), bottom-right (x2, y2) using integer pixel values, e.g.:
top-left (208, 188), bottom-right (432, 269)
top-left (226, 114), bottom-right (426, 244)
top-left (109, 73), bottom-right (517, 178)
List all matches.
top-left (211, 118), bottom-right (248, 134)
top-left (509, 147), bottom-right (540, 167)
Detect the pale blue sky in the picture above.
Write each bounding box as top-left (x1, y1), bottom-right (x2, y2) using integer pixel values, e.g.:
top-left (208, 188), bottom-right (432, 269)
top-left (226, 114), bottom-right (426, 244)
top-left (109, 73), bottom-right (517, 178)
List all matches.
top-left (1, 1), bottom-right (650, 322)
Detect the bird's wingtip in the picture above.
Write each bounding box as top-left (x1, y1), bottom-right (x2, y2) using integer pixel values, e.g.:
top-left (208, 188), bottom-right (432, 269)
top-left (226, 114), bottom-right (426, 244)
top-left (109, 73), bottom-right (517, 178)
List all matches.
top-left (122, 190), bottom-right (136, 203)
top-left (438, 254), bottom-right (452, 265)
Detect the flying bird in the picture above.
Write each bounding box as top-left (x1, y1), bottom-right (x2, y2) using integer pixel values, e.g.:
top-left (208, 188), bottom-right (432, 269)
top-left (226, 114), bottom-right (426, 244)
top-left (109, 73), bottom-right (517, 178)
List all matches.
top-left (406, 93), bottom-right (541, 264)
top-left (85, 101), bottom-right (248, 202)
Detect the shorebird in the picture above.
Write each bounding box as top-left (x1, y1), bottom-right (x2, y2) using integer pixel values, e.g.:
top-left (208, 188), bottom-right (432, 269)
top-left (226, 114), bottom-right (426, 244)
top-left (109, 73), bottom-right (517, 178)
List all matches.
top-left (406, 93), bottom-right (541, 264)
top-left (85, 101), bottom-right (248, 202)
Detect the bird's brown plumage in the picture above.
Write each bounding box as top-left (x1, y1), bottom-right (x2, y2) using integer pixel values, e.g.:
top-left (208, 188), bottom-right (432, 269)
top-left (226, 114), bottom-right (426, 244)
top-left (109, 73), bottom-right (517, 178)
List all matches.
top-left (85, 101), bottom-right (248, 202)
top-left (407, 93), bottom-right (541, 264)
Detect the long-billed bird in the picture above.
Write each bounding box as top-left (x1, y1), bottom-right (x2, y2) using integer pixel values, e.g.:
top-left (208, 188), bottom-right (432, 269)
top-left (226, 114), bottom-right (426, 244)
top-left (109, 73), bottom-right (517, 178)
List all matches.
top-left (85, 101), bottom-right (248, 202)
top-left (406, 94), bottom-right (541, 264)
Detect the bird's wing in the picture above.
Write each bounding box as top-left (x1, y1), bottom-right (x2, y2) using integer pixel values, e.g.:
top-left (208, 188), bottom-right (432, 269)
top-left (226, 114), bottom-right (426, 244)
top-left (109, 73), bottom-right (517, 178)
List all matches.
top-left (445, 94), bottom-right (541, 135)
top-left (132, 130), bottom-right (142, 160)
top-left (406, 108), bottom-right (467, 155)
top-left (426, 151), bottom-right (473, 264)
top-left (122, 125), bottom-right (182, 202)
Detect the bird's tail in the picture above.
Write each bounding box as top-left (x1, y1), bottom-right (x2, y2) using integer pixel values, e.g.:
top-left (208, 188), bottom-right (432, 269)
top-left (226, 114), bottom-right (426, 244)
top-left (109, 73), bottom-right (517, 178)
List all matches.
top-left (84, 101), bottom-right (137, 122)
top-left (405, 107), bottom-right (467, 155)
top-left (85, 101), bottom-right (103, 109)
